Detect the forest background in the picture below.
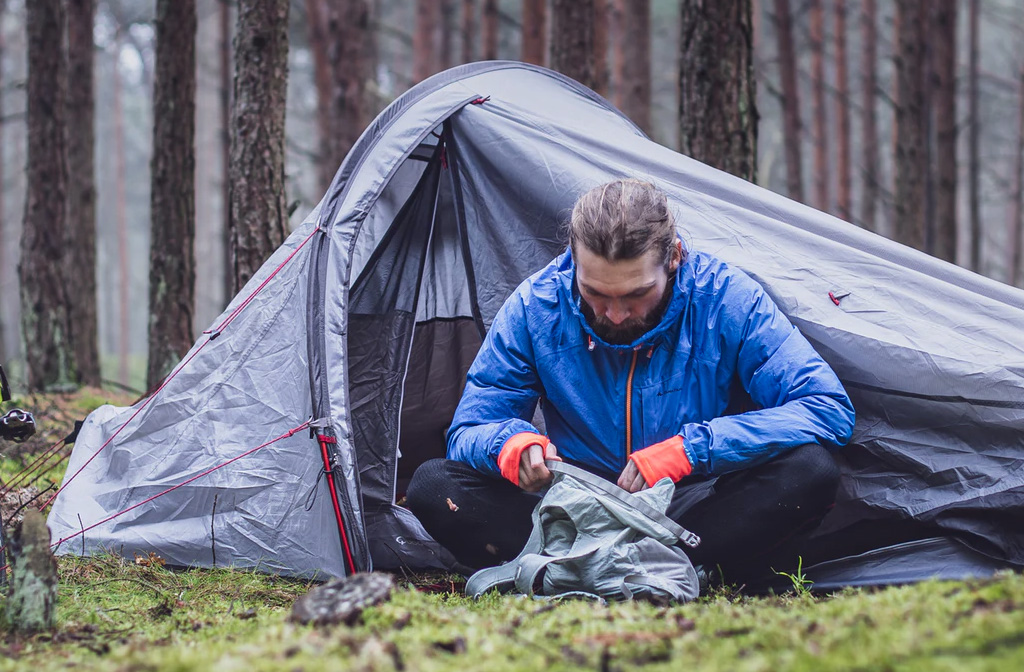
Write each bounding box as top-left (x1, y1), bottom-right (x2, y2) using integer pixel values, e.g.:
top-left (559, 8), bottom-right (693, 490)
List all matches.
top-left (1, 0), bottom-right (1023, 394)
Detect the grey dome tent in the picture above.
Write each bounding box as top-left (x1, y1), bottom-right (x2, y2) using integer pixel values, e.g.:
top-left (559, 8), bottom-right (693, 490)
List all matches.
top-left (49, 62), bottom-right (1024, 588)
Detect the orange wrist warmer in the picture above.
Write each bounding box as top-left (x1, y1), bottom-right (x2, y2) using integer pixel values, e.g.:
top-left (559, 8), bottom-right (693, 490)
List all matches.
top-left (497, 432), bottom-right (550, 486)
top-left (629, 435), bottom-right (692, 486)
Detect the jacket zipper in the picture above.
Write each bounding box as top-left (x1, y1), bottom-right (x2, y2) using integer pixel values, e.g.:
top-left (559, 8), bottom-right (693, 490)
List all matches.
top-left (625, 349), bottom-right (639, 458)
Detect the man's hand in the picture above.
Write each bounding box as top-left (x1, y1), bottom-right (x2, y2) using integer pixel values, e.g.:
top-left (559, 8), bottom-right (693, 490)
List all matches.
top-left (519, 442), bottom-right (561, 492)
top-left (617, 460), bottom-right (649, 493)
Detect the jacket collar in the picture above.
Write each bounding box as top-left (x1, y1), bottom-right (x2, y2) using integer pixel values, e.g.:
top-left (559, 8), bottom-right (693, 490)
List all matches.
top-left (554, 244), bottom-right (692, 352)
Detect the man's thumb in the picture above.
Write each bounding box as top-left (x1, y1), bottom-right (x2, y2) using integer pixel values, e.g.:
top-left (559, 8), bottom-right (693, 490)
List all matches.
top-left (545, 443), bottom-right (562, 462)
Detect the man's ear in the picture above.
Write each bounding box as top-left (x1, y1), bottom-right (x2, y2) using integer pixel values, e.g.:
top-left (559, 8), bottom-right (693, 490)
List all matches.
top-left (669, 240), bottom-right (683, 272)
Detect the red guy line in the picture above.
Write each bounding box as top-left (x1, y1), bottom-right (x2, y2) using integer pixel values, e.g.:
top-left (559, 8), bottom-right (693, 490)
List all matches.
top-left (41, 226), bottom-right (321, 513)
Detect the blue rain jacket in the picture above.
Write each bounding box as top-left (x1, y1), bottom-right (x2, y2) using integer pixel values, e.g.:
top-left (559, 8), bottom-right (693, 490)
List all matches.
top-left (447, 248), bottom-right (855, 481)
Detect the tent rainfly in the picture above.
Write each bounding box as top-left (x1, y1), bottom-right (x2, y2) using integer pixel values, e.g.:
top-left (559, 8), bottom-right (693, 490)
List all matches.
top-left (48, 63), bottom-right (1024, 589)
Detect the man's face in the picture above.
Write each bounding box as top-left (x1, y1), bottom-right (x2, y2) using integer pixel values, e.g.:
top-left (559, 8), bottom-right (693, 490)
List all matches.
top-left (575, 244), bottom-right (680, 345)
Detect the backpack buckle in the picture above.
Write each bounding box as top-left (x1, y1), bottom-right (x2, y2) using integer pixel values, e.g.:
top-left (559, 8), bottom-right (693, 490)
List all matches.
top-left (680, 530), bottom-right (701, 548)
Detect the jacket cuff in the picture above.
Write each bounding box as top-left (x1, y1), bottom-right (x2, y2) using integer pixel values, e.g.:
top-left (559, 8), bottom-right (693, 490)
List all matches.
top-left (497, 432), bottom-right (550, 486)
top-left (629, 435), bottom-right (693, 486)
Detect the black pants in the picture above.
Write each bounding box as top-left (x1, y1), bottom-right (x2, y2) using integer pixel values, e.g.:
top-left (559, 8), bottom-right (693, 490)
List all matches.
top-left (406, 443), bottom-right (841, 586)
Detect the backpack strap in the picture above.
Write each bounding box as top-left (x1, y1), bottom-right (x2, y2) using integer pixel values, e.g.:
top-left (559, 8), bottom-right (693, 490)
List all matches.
top-left (621, 573), bottom-right (697, 602)
top-left (546, 461), bottom-right (701, 549)
top-left (465, 511), bottom-right (547, 598)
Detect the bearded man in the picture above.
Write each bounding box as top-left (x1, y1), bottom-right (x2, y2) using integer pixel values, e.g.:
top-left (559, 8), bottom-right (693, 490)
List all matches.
top-left (407, 179), bottom-right (855, 585)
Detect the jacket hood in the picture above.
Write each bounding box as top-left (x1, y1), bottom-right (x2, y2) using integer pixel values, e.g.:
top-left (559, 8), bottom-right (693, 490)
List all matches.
top-left (553, 244), bottom-right (694, 352)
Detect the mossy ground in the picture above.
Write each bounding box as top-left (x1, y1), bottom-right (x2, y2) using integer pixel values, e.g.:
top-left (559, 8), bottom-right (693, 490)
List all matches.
top-left (2, 390), bottom-right (1023, 671)
top-left (0, 558), bottom-right (1022, 671)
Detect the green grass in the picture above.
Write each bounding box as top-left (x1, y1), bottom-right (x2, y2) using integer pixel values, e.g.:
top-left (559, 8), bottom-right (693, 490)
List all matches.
top-left (0, 556), bottom-right (1022, 671)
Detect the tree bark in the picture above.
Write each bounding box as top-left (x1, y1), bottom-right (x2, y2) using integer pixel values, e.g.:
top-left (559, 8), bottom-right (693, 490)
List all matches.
top-left (931, 0), bottom-right (956, 263)
top-left (679, 0), bottom-right (757, 182)
top-left (20, 0), bottom-right (75, 390)
top-left (414, 0), bottom-right (440, 83)
top-left (147, 0), bottom-right (197, 390)
top-left (810, 0), bottom-right (828, 211)
top-left (593, 0), bottom-right (610, 97)
top-left (859, 0), bottom-right (879, 231)
top-left (893, 0), bottom-right (927, 252)
top-left (65, 0), bottom-right (100, 386)
top-left (772, 0), bottom-right (802, 202)
top-left (618, 0), bottom-right (651, 134)
top-left (461, 0), bottom-right (476, 63)
top-left (968, 0), bottom-right (981, 271)
top-left (228, 0), bottom-right (289, 298)
top-left (522, 0), bottom-right (546, 66)
top-left (834, 0), bottom-right (851, 221)
top-left (482, 0), bottom-right (498, 60)
top-left (550, 0), bottom-right (594, 89)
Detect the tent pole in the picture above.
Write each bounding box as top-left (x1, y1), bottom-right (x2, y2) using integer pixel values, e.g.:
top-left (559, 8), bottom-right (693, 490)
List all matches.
top-left (317, 435), bottom-right (357, 575)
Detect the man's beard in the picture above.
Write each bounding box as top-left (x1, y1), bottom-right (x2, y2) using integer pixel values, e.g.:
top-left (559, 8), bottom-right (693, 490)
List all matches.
top-left (580, 284), bottom-right (674, 346)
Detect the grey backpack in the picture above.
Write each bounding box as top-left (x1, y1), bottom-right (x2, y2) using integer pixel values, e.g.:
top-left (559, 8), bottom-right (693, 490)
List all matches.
top-left (466, 461), bottom-right (702, 603)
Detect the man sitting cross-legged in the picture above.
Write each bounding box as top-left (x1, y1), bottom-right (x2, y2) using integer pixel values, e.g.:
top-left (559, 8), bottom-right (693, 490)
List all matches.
top-left (407, 179), bottom-right (855, 586)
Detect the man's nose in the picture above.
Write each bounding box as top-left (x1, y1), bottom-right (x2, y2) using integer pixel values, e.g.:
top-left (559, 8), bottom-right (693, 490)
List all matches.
top-left (605, 303), bottom-right (630, 324)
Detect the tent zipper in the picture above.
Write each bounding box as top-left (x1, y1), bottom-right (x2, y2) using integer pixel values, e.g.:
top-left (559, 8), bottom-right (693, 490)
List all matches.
top-left (625, 349), bottom-right (639, 458)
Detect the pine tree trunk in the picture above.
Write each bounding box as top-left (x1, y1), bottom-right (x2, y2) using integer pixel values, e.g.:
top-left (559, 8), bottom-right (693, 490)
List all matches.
top-left (619, 0), bottom-right (651, 133)
top-left (324, 0), bottom-right (369, 182)
top-left (593, 0), bottom-right (610, 97)
top-left (221, 0), bottom-right (233, 302)
top-left (968, 0), bottom-right (982, 272)
top-left (859, 0), bottom-right (879, 232)
top-left (893, 0), bottom-right (927, 252)
top-left (522, 0), bottom-right (546, 66)
top-left (228, 0), bottom-right (289, 298)
top-left (20, 0), bottom-right (75, 391)
top-left (772, 0), bottom-right (802, 201)
top-left (679, 0), bottom-right (756, 182)
top-left (1010, 68), bottom-right (1024, 287)
top-left (306, 0), bottom-right (333, 192)
top-left (834, 0), bottom-right (851, 221)
top-left (611, 0), bottom-right (625, 108)
top-left (550, 0), bottom-right (594, 89)
top-left (65, 0), bottom-right (100, 386)
top-left (147, 0), bottom-right (197, 390)
top-left (482, 0), bottom-right (498, 60)
top-left (114, 38), bottom-right (130, 386)
top-left (931, 0), bottom-right (956, 264)
top-left (461, 0), bottom-right (476, 63)
top-left (440, 0), bottom-right (454, 71)
top-left (0, 0), bottom-right (7, 365)
top-left (810, 0), bottom-right (829, 211)
top-left (414, 0), bottom-right (439, 83)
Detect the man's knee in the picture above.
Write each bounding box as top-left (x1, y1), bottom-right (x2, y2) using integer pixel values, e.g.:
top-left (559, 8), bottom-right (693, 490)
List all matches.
top-left (777, 443), bottom-right (841, 505)
top-left (405, 458), bottom-right (455, 516)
